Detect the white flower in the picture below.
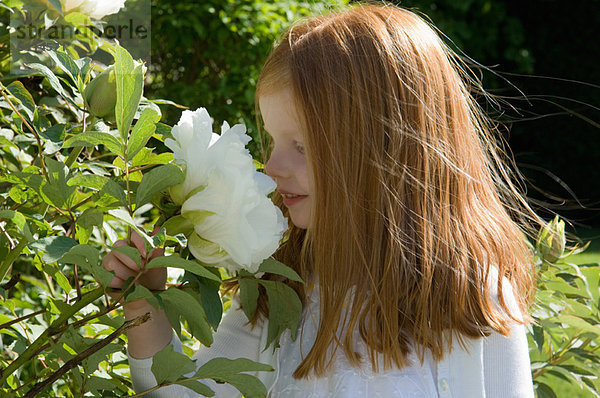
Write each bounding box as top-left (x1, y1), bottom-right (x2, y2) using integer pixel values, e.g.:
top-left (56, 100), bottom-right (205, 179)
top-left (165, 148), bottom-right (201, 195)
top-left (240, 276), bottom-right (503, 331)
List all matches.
top-left (165, 108), bottom-right (287, 273)
top-left (61, 0), bottom-right (126, 19)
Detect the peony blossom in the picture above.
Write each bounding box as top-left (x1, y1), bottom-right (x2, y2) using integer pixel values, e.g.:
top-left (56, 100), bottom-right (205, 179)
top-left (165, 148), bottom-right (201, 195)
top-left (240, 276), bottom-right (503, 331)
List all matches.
top-left (165, 108), bottom-right (287, 273)
top-left (61, 0), bottom-right (126, 20)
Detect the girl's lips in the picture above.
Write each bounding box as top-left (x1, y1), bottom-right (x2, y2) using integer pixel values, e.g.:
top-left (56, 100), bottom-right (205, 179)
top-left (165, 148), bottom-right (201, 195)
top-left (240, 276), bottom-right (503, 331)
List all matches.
top-left (282, 194), bottom-right (307, 207)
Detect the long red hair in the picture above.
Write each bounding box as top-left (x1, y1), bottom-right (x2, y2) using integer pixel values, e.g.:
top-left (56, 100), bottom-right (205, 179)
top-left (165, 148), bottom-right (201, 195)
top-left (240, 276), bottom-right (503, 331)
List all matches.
top-left (244, 3), bottom-right (541, 379)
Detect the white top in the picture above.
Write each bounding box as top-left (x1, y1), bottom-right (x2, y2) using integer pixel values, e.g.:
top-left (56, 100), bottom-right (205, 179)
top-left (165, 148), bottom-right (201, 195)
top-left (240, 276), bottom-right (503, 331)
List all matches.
top-left (129, 275), bottom-right (534, 397)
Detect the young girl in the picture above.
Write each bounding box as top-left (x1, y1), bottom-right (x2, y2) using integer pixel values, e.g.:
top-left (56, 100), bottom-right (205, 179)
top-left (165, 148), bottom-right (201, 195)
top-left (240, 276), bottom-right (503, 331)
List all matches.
top-left (103, 3), bottom-right (542, 397)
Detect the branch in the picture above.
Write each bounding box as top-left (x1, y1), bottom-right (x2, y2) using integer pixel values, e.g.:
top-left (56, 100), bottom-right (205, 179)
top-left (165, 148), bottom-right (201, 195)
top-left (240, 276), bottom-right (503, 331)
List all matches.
top-left (0, 222), bottom-right (15, 249)
top-left (22, 312), bottom-right (152, 398)
top-left (0, 273), bottom-right (21, 290)
top-left (0, 309), bottom-right (44, 331)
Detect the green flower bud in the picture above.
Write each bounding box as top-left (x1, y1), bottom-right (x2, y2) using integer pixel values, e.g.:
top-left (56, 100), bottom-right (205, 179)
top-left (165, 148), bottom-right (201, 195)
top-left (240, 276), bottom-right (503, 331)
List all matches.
top-left (84, 66), bottom-right (116, 119)
top-left (536, 216), bottom-right (566, 263)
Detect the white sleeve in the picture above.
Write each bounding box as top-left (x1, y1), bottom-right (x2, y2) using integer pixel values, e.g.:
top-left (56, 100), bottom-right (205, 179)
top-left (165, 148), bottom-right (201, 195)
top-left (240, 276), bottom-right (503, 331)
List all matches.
top-left (483, 281), bottom-right (535, 398)
top-left (128, 295), bottom-right (265, 397)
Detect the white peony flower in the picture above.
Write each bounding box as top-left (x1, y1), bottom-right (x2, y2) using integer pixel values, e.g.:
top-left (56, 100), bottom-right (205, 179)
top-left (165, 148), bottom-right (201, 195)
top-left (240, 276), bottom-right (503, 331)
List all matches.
top-left (165, 108), bottom-right (287, 274)
top-left (61, 0), bottom-right (126, 19)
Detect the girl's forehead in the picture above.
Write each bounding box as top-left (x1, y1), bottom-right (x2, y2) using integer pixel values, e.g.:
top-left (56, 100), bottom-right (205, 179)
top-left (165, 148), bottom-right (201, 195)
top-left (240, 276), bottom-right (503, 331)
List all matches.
top-left (259, 89), bottom-right (304, 134)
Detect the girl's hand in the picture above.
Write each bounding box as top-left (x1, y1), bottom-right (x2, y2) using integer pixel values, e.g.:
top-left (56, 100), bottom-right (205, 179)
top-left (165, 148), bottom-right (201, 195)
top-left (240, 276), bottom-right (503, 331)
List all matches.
top-left (102, 229), bottom-right (166, 297)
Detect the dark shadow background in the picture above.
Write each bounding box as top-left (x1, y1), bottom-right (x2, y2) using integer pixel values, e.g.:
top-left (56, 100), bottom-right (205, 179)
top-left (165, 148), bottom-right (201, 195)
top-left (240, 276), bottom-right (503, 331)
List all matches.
top-left (389, 0), bottom-right (600, 234)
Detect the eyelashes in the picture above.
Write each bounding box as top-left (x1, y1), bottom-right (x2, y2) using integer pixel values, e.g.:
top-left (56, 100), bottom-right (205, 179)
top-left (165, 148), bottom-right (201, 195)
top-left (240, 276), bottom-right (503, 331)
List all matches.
top-left (295, 142), bottom-right (305, 154)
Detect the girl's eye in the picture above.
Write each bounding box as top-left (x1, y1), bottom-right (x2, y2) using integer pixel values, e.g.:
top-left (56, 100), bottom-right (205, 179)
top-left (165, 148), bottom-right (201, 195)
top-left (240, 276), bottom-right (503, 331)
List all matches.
top-left (295, 142), bottom-right (305, 154)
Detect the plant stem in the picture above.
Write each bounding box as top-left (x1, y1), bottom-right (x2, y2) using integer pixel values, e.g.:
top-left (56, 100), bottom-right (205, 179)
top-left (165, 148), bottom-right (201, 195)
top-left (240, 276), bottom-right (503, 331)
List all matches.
top-left (0, 222), bottom-right (15, 249)
top-left (44, 271), bottom-right (58, 298)
top-left (21, 312), bottom-right (151, 398)
top-left (65, 146), bottom-right (83, 169)
top-left (0, 286), bottom-right (104, 387)
top-left (0, 309), bottom-right (45, 331)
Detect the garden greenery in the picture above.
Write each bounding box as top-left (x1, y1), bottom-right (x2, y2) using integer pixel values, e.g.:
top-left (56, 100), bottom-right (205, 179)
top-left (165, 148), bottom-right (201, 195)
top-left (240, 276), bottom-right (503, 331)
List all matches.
top-left (0, 1), bottom-right (599, 397)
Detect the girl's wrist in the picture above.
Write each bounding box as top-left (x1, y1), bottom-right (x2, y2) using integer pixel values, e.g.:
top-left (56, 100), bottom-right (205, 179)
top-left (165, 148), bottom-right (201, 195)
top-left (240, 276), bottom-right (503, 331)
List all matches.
top-left (123, 299), bottom-right (160, 320)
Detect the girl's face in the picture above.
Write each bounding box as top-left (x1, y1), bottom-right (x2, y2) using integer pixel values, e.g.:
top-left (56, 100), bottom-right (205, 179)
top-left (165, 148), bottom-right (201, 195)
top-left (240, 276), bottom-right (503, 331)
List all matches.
top-left (260, 87), bottom-right (313, 229)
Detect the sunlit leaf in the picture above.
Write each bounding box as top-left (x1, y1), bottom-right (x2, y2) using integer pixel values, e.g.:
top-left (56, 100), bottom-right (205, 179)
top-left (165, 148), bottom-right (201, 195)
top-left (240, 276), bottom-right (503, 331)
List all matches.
top-left (126, 108), bottom-right (160, 160)
top-left (135, 164), bottom-right (184, 208)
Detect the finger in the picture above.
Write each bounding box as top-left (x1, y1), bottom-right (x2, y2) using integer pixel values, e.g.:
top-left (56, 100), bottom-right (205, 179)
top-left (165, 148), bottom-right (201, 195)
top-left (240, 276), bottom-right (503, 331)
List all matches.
top-left (108, 274), bottom-right (126, 289)
top-left (104, 259), bottom-right (138, 280)
top-left (129, 229), bottom-right (147, 257)
top-left (111, 250), bottom-right (142, 272)
top-left (148, 247), bottom-right (165, 261)
top-left (113, 239), bottom-right (129, 248)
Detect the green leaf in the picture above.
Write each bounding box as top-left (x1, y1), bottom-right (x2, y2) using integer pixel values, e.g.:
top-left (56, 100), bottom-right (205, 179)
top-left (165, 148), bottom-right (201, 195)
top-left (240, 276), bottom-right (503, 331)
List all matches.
top-left (146, 256), bottom-right (221, 282)
top-left (59, 244), bottom-right (113, 286)
top-left (554, 315), bottom-right (600, 336)
top-left (68, 174), bottom-right (127, 206)
top-left (28, 236), bottom-right (78, 263)
top-left (25, 63), bottom-right (70, 99)
top-left (0, 210), bottom-right (28, 237)
top-left (125, 284), bottom-right (158, 308)
top-left (6, 81), bottom-right (36, 121)
top-left (38, 158), bottom-right (75, 208)
top-left (185, 285), bottom-right (222, 332)
top-left (83, 343), bottom-right (122, 376)
top-left (162, 215), bottom-right (194, 237)
top-left (131, 148), bottom-right (174, 167)
top-left (239, 278), bottom-right (259, 321)
top-left (535, 382), bottom-right (557, 398)
top-left (135, 164), bottom-right (184, 208)
top-left (258, 258), bottom-right (303, 283)
top-left (159, 287), bottom-right (213, 346)
top-left (75, 208), bottom-right (104, 237)
top-left (63, 131), bottom-right (124, 157)
top-left (53, 269), bottom-right (72, 293)
top-left (151, 344), bottom-right (196, 385)
top-left (194, 357), bottom-right (273, 398)
top-left (174, 379), bottom-right (214, 396)
top-left (106, 209), bottom-right (154, 250)
top-left (112, 246), bottom-right (142, 266)
top-left (114, 45), bottom-right (144, 141)
top-left (48, 49), bottom-right (81, 86)
top-left (531, 324), bottom-right (545, 352)
top-left (259, 280), bottom-right (302, 350)
top-left (85, 376), bottom-right (120, 396)
top-left (126, 108), bottom-right (160, 159)
top-left (40, 124), bottom-right (66, 154)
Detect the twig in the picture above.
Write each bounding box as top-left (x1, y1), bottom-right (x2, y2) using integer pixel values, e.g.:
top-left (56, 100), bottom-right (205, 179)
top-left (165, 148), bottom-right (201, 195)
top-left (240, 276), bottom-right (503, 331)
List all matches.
top-left (0, 273), bottom-right (21, 290)
top-left (47, 301), bottom-right (122, 338)
top-left (0, 222), bottom-right (15, 249)
top-left (0, 309), bottom-right (44, 331)
top-left (22, 312), bottom-right (152, 398)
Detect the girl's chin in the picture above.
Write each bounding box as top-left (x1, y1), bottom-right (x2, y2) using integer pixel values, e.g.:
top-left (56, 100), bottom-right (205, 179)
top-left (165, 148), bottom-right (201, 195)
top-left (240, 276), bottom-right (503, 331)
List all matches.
top-left (290, 215), bottom-right (309, 230)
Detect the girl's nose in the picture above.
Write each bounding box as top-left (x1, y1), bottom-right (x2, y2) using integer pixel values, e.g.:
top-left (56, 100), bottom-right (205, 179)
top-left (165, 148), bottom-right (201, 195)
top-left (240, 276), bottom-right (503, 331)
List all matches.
top-left (264, 149), bottom-right (287, 181)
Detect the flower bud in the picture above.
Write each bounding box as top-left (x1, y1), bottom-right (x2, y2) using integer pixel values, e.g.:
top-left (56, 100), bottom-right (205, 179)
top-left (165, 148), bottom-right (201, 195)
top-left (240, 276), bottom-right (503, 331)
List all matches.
top-left (84, 66), bottom-right (116, 119)
top-left (536, 216), bottom-right (566, 263)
